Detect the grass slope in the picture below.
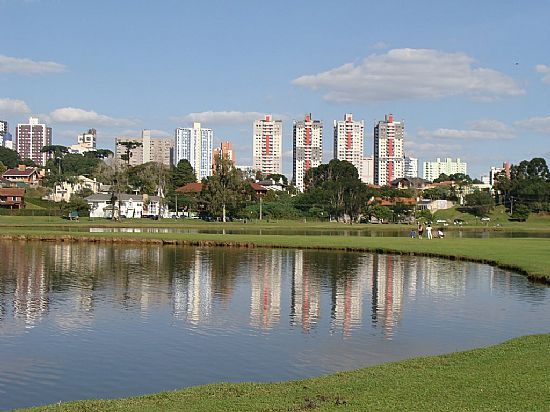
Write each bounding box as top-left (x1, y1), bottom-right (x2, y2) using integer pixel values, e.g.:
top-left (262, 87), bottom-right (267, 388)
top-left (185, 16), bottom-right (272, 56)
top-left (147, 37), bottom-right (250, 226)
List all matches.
top-left (20, 333), bottom-right (550, 411)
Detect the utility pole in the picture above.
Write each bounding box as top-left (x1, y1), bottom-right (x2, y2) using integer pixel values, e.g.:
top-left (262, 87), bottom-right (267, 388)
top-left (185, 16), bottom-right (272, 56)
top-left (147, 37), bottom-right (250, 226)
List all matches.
top-left (510, 196), bottom-right (514, 215)
top-left (259, 195), bottom-right (263, 221)
top-left (175, 193), bottom-right (178, 218)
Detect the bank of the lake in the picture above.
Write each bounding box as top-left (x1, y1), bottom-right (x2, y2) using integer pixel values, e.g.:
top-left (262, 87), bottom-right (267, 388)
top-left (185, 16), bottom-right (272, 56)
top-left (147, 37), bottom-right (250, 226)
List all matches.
top-left (1, 227), bottom-right (550, 283)
top-left (19, 333), bottom-right (550, 412)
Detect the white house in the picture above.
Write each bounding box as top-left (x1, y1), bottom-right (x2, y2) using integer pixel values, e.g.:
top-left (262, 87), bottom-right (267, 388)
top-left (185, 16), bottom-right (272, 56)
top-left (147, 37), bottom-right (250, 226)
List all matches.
top-left (85, 193), bottom-right (168, 218)
top-left (45, 176), bottom-right (101, 202)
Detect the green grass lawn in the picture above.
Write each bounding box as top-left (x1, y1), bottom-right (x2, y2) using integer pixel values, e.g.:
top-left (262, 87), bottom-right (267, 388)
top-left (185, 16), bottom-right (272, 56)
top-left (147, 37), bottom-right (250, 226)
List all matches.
top-left (19, 333), bottom-right (550, 411)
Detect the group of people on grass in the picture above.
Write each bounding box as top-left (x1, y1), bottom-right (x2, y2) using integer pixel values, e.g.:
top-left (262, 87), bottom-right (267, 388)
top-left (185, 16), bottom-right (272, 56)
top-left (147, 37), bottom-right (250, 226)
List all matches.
top-left (410, 223), bottom-right (444, 239)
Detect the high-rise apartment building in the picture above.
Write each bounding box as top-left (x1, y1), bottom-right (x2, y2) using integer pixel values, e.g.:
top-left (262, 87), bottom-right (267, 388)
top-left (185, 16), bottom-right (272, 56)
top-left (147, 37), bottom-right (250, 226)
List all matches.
top-left (0, 120), bottom-right (7, 147)
top-left (69, 128), bottom-right (97, 154)
top-left (333, 113), bottom-right (364, 177)
top-left (213, 141), bottom-right (236, 165)
top-left (15, 116), bottom-right (52, 166)
top-left (116, 130), bottom-right (174, 167)
top-left (374, 114), bottom-right (404, 186)
top-left (293, 113), bottom-right (323, 192)
top-left (361, 155), bottom-right (375, 184)
top-left (404, 156), bottom-right (418, 178)
top-left (423, 157), bottom-right (467, 181)
top-left (489, 162), bottom-right (511, 186)
top-left (253, 115), bottom-right (282, 175)
top-left (175, 122), bottom-right (213, 180)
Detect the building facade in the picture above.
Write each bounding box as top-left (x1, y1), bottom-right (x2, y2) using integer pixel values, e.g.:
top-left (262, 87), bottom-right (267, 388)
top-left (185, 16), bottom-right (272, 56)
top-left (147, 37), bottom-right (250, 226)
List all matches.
top-left (361, 155), bottom-right (375, 184)
top-left (69, 129), bottom-right (97, 154)
top-left (374, 114), bottom-right (404, 186)
top-left (0, 120), bottom-right (7, 147)
top-left (253, 115), bottom-right (282, 175)
top-left (333, 113), bottom-right (364, 177)
top-left (489, 162), bottom-right (511, 186)
top-left (403, 156), bottom-right (418, 178)
top-left (175, 122), bottom-right (213, 180)
top-left (293, 113), bottom-right (323, 192)
top-left (15, 116), bottom-right (52, 166)
top-left (116, 130), bottom-right (174, 167)
top-left (212, 141), bottom-right (236, 171)
top-left (423, 157), bottom-right (467, 181)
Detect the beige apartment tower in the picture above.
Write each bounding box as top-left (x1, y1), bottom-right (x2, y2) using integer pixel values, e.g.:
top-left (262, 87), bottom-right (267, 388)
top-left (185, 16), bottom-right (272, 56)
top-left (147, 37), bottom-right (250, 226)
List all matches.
top-left (293, 113), bottom-right (323, 192)
top-left (333, 113), bottom-right (364, 177)
top-left (253, 115), bottom-right (282, 175)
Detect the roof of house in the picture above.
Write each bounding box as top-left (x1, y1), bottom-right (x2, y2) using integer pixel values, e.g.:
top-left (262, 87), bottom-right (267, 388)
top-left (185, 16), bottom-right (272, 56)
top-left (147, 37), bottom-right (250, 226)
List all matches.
top-left (175, 182), bottom-right (203, 193)
top-left (250, 182), bottom-right (267, 192)
top-left (0, 188), bottom-right (25, 197)
top-left (2, 167), bottom-right (39, 178)
top-left (85, 193), bottom-right (162, 202)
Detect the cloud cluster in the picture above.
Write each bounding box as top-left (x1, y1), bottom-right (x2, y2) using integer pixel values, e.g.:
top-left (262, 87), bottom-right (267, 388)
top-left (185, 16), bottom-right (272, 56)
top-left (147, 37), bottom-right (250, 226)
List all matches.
top-left (0, 98), bottom-right (31, 114)
top-left (0, 54), bottom-right (66, 75)
top-left (293, 48), bottom-right (524, 102)
top-left (514, 116), bottom-right (550, 134)
top-left (418, 119), bottom-right (516, 140)
top-left (176, 111), bottom-right (285, 125)
top-left (535, 64), bottom-right (550, 84)
top-left (49, 107), bottom-right (137, 127)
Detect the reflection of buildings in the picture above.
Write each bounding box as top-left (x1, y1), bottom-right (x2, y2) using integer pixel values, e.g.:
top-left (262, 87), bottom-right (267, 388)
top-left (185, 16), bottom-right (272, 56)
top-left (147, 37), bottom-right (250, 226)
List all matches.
top-left (290, 250), bottom-right (321, 332)
top-left (250, 250), bottom-right (282, 329)
top-left (173, 249), bottom-right (212, 324)
top-left (330, 254), bottom-right (370, 337)
top-left (0, 241), bottom-right (49, 327)
top-left (371, 254), bottom-right (405, 337)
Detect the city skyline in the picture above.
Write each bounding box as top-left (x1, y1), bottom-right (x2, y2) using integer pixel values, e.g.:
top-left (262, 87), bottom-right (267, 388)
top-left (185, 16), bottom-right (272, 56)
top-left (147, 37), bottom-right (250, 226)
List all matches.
top-left (1, 1), bottom-right (549, 177)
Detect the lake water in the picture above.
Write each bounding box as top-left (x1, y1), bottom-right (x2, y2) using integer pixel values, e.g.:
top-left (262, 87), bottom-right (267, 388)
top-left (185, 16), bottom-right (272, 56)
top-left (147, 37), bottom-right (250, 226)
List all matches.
top-left (0, 240), bottom-right (549, 410)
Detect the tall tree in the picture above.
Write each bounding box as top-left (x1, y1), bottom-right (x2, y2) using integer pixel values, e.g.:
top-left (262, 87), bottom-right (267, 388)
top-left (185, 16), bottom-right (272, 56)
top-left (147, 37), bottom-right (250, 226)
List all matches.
top-left (41, 145), bottom-right (69, 174)
top-left (118, 141), bottom-right (142, 166)
top-left (0, 147), bottom-right (21, 168)
top-left (201, 153), bottom-right (242, 222)
top-left (172, 159), bottom-right (196, 188)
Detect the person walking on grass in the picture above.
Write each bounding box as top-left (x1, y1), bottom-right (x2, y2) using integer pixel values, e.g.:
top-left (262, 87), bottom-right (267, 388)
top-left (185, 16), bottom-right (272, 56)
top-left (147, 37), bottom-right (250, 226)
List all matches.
top-left (418, 223), bottom-right (424, 239)
top-left (426, 223), bottom-right (433, 239)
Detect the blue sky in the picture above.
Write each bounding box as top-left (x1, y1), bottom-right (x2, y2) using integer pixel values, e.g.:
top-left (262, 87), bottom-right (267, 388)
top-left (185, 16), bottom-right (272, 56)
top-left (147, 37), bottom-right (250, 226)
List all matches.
top-left (1, 0), bottom-right (549, 178)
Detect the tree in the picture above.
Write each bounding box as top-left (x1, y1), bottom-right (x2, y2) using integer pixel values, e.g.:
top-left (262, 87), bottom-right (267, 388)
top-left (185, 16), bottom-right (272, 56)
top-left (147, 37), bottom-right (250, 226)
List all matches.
top-left (172, 159), bottom-right (196, 188)
top-left (201, 153), bottom-right (242, 222)
top-left (0, 147), bottom-right (21, 168)
top-left (464, 189), bottom-right (494, 217)
top-left (91, 149), bottom-right (114, 160)
top-left (41, 145), bottom-right (69, 174)
top-left (0, 161), bottom-right (6, 176)
top-left (511, 203), bottom-right (530, 221)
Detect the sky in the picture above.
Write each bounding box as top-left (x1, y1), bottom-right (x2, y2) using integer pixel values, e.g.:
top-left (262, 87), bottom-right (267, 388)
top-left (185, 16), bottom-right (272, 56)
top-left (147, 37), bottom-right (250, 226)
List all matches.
top-left (1, 0), bottom-right (549, 178)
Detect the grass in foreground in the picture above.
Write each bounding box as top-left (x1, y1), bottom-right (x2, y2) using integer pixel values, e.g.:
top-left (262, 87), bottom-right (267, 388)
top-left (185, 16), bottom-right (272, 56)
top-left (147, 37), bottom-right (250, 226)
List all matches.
top-left (19, 333), bottom-right (550, 411)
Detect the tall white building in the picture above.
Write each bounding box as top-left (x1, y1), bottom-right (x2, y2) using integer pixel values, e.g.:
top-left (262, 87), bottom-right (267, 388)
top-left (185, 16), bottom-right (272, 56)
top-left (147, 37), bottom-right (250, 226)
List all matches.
top-left (15, 116), bottom-right (52, 166)
top-left (374, 114), bottom-right (404, 186)
top-left (116, 130), bottom-right (174, 167)
top-left (175, 122), bottom-right (213, 180)
top-left (293, 113), bottom-right (323, 192)
top-left (403, 156), bottom-right (418, 178)
top-left (361, 155), bottom-right (375, 184)
top-left (333, 113), bottom-right (364, 177)
top-left (253, 115), bottom-right (282, 175)
top-left (423, 157), bottom-right (467, 181)
top-left (0, 120), bottom-right (7, 147)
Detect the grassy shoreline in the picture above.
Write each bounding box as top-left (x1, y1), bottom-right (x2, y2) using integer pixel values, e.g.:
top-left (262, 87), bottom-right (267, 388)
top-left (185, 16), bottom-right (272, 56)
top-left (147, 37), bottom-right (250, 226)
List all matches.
top-left (19, 333), bottom-right (550, 411)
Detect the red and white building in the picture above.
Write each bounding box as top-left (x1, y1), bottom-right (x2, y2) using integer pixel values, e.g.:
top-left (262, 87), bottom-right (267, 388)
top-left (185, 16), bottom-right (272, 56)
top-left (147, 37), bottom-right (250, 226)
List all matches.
top-left (293, 113), bottom-right (323, 192)
top-left (333, 113), bottom-right (364, 177)
top-left (253, 115), bottom-right (282, 175)
top-left (15, 117), bottom-right (52, 166)
top-left (374, 114), bottom-right (404, 186)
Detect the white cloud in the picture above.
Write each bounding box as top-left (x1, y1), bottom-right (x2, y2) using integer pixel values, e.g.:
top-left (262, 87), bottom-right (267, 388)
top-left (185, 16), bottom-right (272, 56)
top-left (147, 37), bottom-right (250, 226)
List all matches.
top-left (535, 64), bottom-right (550, 84)
top-left (0, 54), bottom-right (66, 75)
top-left (514, 115), bottom-right (550, 134)
top-left (49, 107), bottom-right (138, 127)
top-left (0, 97), bottom-right (31, 114)
top-left (292, 48), bottom-right (525, 102)
top-left (174, 111), bottom-right (285, 125)
top-left (418, 119), bottom-right (515, 140)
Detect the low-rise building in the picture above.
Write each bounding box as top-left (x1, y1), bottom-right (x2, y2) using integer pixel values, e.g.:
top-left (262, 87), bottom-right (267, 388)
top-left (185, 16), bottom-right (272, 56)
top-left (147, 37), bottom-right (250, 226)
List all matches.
top-left (0, 188), bottom-right (25, 209)
top-left (2, 165), bottom-right (42, 186)
top-left (85, 193), bottom-right (168, 219)
top-left (45, 176), bottom-right (101, 202)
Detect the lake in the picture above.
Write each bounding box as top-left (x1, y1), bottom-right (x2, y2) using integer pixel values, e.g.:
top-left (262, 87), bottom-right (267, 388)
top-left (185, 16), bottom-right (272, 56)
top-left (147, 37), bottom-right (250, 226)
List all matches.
top-left (0, 240), bottom-right (549, 410)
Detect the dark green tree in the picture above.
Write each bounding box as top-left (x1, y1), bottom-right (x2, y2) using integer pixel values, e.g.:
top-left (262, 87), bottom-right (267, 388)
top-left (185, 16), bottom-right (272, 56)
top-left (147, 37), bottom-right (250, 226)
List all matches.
top-left (118, 141), bottom-right (143, 165)
top-left (0, 147), bottom-right (21, 168)
top-left (172, 159), bottom-right (196, 188)
top-left (464, 189), bottom-right (494, 217)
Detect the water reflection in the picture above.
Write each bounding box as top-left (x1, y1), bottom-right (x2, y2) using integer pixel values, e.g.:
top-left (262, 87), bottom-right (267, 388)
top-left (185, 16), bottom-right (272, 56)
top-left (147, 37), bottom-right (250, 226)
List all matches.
top-left (1, 240), bottom-right (549, 410)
